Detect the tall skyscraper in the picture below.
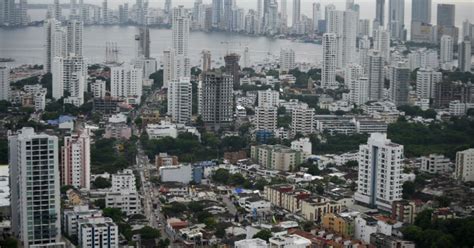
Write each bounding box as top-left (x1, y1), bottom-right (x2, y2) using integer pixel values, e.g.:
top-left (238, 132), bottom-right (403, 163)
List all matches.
top-left (416, 68), bottom-right (442, 100)
top-left (291, 104), bottom-right (315, 137)
top-left (52, 55), bottom-right (86, 106)
top-left (368, 50), bottom-right (384, 101)
top-left (375, 0), bottom-right (385, 27)
top-left (279, 48), bottom-right (295, 74)
top-left (168, 77), bottom-right (192, 124)
top-left (321, 33), bottom-right (337, 89)
top-left (66, 20), bottom-right (83, 57)
top-left (437, 4), bottom-right (455, 27)
top-left (135, 26), bottom-right (150, 59)
top-left (44, 18), bottom-right (65, 73)
top-left (292, 0), bottom-right (300, 28)
top-left (171, 6), bottom-right (191, 81)
top-left (53, 0), bottom-right (62, 20)
top-left (61, 129), bottom-right (91, 190)
top-left (374, 28), bottom-right (391, 62)
top-left (312, 3), bottom-right (321, 32)
top-left (162, 49), bottom-right (175, 88)
top-left (198, 70), bottom-right (234, 130)
top-left (459, 38), bottom-right (472, 73)
top-left (102, 0), bottom-right (109, 24)
top-left (389, 65), bottom-right (410, 106)
top-left (255, 106), bottom-right (278, 132)
top-left (280, 0), bottom-right (288, 29)
top-left (440, 35), bottom-right (454, 64)
top-left (9, 128), bottom-right (63, 247)
top-left (411, 0), bottom-right (431, 24)
top-left (354, 133), bottom-right (403, 211)
top-left (343, 10), bottom-right (358, 65)
top-left (110, 64), bottom-right (143, 105)
top-left (212, 0), bottom-right (223, 28)
top-left (388, 0), bottom-right (405, 40)
top-left (455, 149), bottom-right (474, 182)
top-left (0, 66), bottom-right (10, 101)
top-left (201, 50), bottom-right (211, 72)
top-left (224, 53), bottom-right (241, 88)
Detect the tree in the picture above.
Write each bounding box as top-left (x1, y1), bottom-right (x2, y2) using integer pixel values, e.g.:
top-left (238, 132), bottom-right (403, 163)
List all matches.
top-left (92, 177), bottom-right (112, 189)
top-left (94, 199), bottom-right (106, 209)
top-left (402, 181), bottom-right (416, 199)
top-left (253, 229), bottom-right (272, 241)
top-left (229, 173), bottom-right (246, 186)
top-left (157, 239), bottom-right (170, 248)
top-left (137, 226), bottom-right (161, 240)
top-left (212, 168), bottom-right (230, 184)
top-left (103, 208), bottom-right (124, 222)
top-left (0, 237), bottom-right (18, 248)
top-left (414, 209), bottom-right (433, 229)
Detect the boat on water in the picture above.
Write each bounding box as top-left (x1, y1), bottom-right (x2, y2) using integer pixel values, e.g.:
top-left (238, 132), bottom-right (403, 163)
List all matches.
top-left (0, 58), bottom-right (14, 62)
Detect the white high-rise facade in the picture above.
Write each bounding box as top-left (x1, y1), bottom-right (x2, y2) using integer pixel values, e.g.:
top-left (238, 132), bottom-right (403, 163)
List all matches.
top-left (292, 0), bottom-right (300, 28)
top-left (416, 68), bottom-right (442, 100)
top-left (455, 149), bottom-right (474, 182)
top-left (326, 8), bottom-right (358, 68)
top-left (368, 50), bottom-right (384, 101)
top-left (440, 35), bottom-right (454, 68)
top-left (322, 33), bottom-right (338, 89)
top-left (354, 133), bottom-right (403, 211)
top-left (167, 77), bottom-right (192, 124)
top-left (346, 64), bottom-right (368, 105)
top-left (312, 3), bottom-right (321, 32)
top-left (279, 48), bottom-right (295, 74)
top-left (388, 0), bottom-right (405, 40)
top-left (374, 28), bottom-right (391, 62)
top-left (9, 128), bottom-right (63, 248)
top-left (255, 106), bottom-right (278, 132)
top-left (52, 55), bottom-right (86, 106)
top-left (326, 10), bottom-right (344, 68)
top-left (66, 20), bottom-right (83, 57)
top-left (258, 89), bottom-right (280, 107)
top-left (110, 65), bottom-right (143, 105)
top-left (0, 66), bottom-right (10, 101)
top-left (389, 65), bottom-right (410, 106)
top-left (61, 129), bottom-right (91, 190)
top-left (291, 103), bottom-right (315, 137)
top-left (163, 49), bottom-right (175, 88)
top-left (359, 36), bottom-right (371, 74)
top-left (44, 18), bottom-right (65, 73)
top-left (459, 38), bottom-right (472, 73)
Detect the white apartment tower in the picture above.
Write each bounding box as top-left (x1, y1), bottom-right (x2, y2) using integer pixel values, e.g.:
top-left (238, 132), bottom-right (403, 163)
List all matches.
top-left (110, 65), bottom-right (143, 105)
top-left (388, 0), bottom-right (405, 40)
top-left (291, 104), bottom-right (315, 137)
top-left (78, 217), bottom-right (118, 248)
top-left (44, 18), bottom-right (65, 73)
top-left (354, 133), bottom-right (403, 211)
top-left (172, 6), bottom-right (191, 78)
top-left (326, 9), bottom-right (358, 67)
top-left (455, 148), bottom-right (474, 182)
top-left (416, 69), bottom-right (442, 100)
top-left (459, 38), bottom-right (472, 73)
top-left (167, 77), bottom-right (192, 124)
top-left (292, 0), bottom-right (301, 28)
top-left (368, 50), bottom-right (384, 101)
top-left (9, 128), bottom-right (63, 247)
top-left (346, 64), bottom-right (369, 105)
top-left (66, 20), bottom-right (83, 57)
top-left (374, 28), bottom-right (391, 62)
top-left (257, 89), bottom-right (280, 107)
top-left (255, 106), bottom-right (278, 132)
top-left (389, 65), bottom-right (410, 106)
top-left (61, 129), bottom-right (91, 190)
top-left (440, 35), bottom-right (454, 65)
top-left (0, 66), bottom-right (10, 101)
top-left (312, 3), bottom-right (321, 32)
top-left (162, 49), bottom-right (175, 88)
top-left (279, 48), bottom-right (295, 74)
top-left (52, 55), bottom-right (86, 106)
top-left (322, 33), bottom-right (338, 89)
top-left (359, 36), bottom-right (371, 74)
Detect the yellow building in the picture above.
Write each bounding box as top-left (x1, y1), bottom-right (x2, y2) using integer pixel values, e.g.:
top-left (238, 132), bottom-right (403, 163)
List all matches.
top-left (263, 185), bottom-right (311, 213)
top-left (322, 213), bottom-right (355, 237)
top-left (301, 196), bottom-right (343, 222)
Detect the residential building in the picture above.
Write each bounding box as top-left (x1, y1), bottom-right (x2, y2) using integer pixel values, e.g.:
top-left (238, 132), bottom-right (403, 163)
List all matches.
top-left (105, 192), bottom-right (141, 216)
top-left (63, 205), bottom-right (103, 237)
top-left (354, 133), bottom-right (404, 211)
top-left (9, 128), bottom-right (64, 247)
top-left (321, 33), bottom-right (338, 89)
top-left (198, 70), bottom-right (234, 130)
top-left (0, 67), bottom-right (9, 101)
top-left (264, 185), bottom-right (311, 213)
top-left (155, 153), bottom-right (179, 168)
top-left (416, 68), bottom-right (442, 100)
top-left (61, 129), bottom-right (91, 190)
top-left (168, 77), bottom-right (192, 124)
top-left (449, 100), bottom-right (474, 116)
top-left (434, 81), bottom-right (473, 108)
top-left (78, 217), bottom-right (118, 248)
top-left (420, 154), bottom-right (452, 174)
top-left (440, 35), bottom-right (454, 69)
top-left (159, 164), bottom-right (203, 184)
top-left (370, 233), bottom-right (415, 248)
top-left (374, 28), bottom-right (391, 62)
top-left (243, 198), bottom-right (271, 213)
top-left (258, 89), bottom-right (279, 107)
top-left (251, 145), bottom-right (303, 171)
top-left (279, 48), bottom-right (295, 74)
top-left (52, 55), bottom-right (86, 106)
top-left (235, 239), bottom-right (268, 248)
top-left (44, 18), bottom-right (65, 73)
top-left (389, 65), bottom-right (410, 106)
top-left (368, 50), bottom-right (384, 101)
top-left (301, 196), bottom-right (344, 222)
top-left (455, 148), bottom-right (474, 182)
top-left (224, 53), bottom-right (241, 88)
top-left (411, 0), bottom-right (431, 24)
top-left (269, 234), bottom-right (311, 247)
top-left (291, 138), bottom-right (312, 156)
top-left (201, 50), bottom-right (211, 72)
top-left (66, 20), bottom-right (83, 57)
top-left (255, 106), bottom-right (278, 132)
top-left (322, 213), bottom-right (355, 237)
top-left (375, 0), bottom-right (385, 27)
top-left (110, 64), bottom-right (143, 105)
top-left (391, 200), bottom-right (417, 224)
top-left (291, 104), bottom-right (315, 137)
top-left (459, 37), bottom-right (472, 73)
top-left (111, 169), bottom-right (136, 193)
top-left (388, 0), bottom-right (405, 40)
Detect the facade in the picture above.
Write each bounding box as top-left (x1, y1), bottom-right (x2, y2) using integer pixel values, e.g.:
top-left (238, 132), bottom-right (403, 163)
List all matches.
top-left (78, 217), bottom-right (118, 248)
top-left (388, 0), bottom-right (405, 40)
top-left (321, 33), bottom-right (337, 89)
top-left (322, 213), bottom-right (355, 237)
top-left (255, 106), bottom-right (278, 132)
top-left (370, 233), bottom-right (415, 248)
top-left (110, 64), bottom-right (143, 105)
top-left (389, 65), bottom-right (410, 106)
top-left (44, 18), bottom-right (64, 73)
top-left (375, 0), bottom-right (385, 27)
top-left (91, 79), bottom-right (106, 98)
top-left (455, 148), bottom-right (474, 182)
top-left (61, 129), bottom-right (91, 190)
top-left (459, 38), bottom-right (472, 73)
top-left (354, 133), bottom-right (403, 211)
top-left (257, 89), bottom-right (279, 107)
top-left (111, 169), bottom-right (136, 193)
top-left (0, 66), bottom-right (9, 101)
top-left (9, 128), bottom-right (63, 247)
top-left (420, 154), bottom-right (452, 174)
top-left (368, 50), bottom-right (384, 101)
top-left (66, 20), bottom-right (83, 57)
top-left (374, 28), bottom-right (391, 62)
top-left (201, 50), bottom-right (211, 72)
top-left (52, 55), bottom-right (86, 105)
top-left (105, 192), bottom-right (141, 216)
top-left (224, 53), bottom-right (241, 87)
top-left (290, 138), bottom-right (312, 156)
top-left (279, 48), bottom-right (295, 74)
top-left (291, 104), bottom-right (315, 137)
top-left (440, 35), bottom-right (454, 65)
top-left (300, 196), bottom-right (344, 222)
top-left (159, 164), bottom-right (196, 184)
top-left (416, 69), bottom-right (442, 100)
top-left (269, 234), bottom-right (311, 248)
top-left (62, 205), bottom-right (102, 237)
top-left (167, 77), bottom-right (192, 124)
top-left (411, 0), bottom-right (431, 24)
top-left (170, 6), bottom-right (191, 83)
top-left (251, 145), bottom-right (303, 171)
top-left (235, 238), bottom-right (268, 248)
top-left (391, 200), bottom-right (417, 224)
top-left (198, 70), bottom-right (234, 130)
top-left (263, 185), bottom-right (311, 213)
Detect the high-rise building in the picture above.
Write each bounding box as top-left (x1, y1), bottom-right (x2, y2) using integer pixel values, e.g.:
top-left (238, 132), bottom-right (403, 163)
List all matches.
top-left (163, 49), bottom-right (175, 88)
top-left (368, 50), bottom-right (384, 101)
top-left (110, 64), bottom-right (143, 105)
top-left (321, 33), bottom-right (337, 89)
top-left (312, 3), bottom-right (321, 32)
top-left (375, 0), bottom-right (385, 27)
top-left (326, 10), bottom-right (343, 68)
top-left (411, 0), bottom-right (431, 24)
top-left (52, 55), bottom-right (86, 106)
top-left (167, 77), bottom-right (192, 124)
top-left (255, 106), bottom-right (278, 132)
top-left (78, 217), bottom-right (118, 248)
top-left (198, 70), bottom-right (234, 130)
top-left (61, 129), bottom-right (91, 190)
top-left (0, 66), bottom-right (10, 101)
top-left (389, 65), bottom-right (410, 106)
top-left (292, 0), bottom-right (300, 28)
top-left (416, 68), bottom-right (442, 100)
top-left (44, 18), bottom-right (65, 73)
top-left (257, 89), bottom-right (280, 107)
top-left (135, 26), bottom-right (150, 59)
top-left (346, 64), bottom-right (369, 105)
top-left (66, 20), bottom-right (83, 57)
top-left (291, 104), bottom-right (315, 137)
top-left (359, 36), bottom-right (371, 74)
top-left (201, 50), bottom-right (211, 72)
top-left (354, 133), bottom-right (403, 211)
top-left (326, 9), bottom-right (357, 67)
top-left (358, 19), bottom-right (371, 37)
top-left (459, 38), bottom-right (472, 73)
top-left (171, 6), bottom-right (191, 82)
top-left (437, 4), bottom-right (455, 27)
top-left (212, 0), bottom-right (223, 28)
top-left (9, 128), bottom-right (63, 247)
top-left (243, 47), bottom-right (250, 68)
top-left (53, 0), bottom-right (62, 20)
top-left (388, 0), bottom-right (405, 40)
top-left (455, 148), bottom-right (474, 182)
top-left (440, 35), bottom-right (454, 65)
top-left (102, 0), bottom-right (109, 24)
top-left (279, 48), bottom-right (295, 74)
top-left (224, 53), bottom-right (241, 88)
top-left (345, 64), bottom-right (364, 89)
